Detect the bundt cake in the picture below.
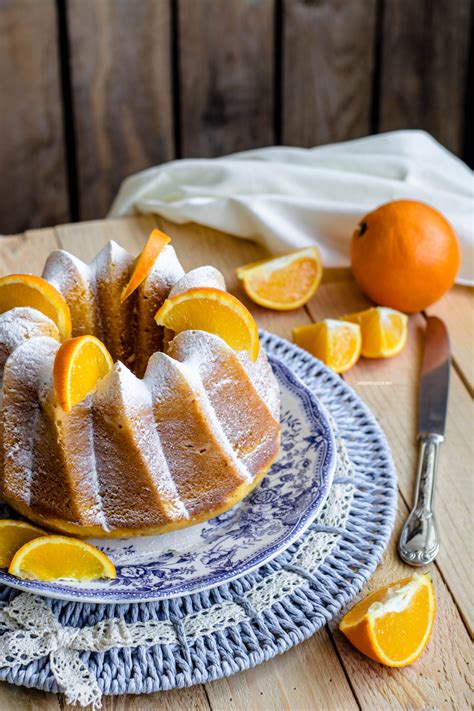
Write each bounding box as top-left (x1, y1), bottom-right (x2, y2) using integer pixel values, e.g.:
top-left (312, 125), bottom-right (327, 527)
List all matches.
top-left (0, 237), bottom-right (280, 537)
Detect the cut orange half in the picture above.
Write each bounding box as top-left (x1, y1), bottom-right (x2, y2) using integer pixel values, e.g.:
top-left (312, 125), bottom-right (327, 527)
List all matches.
top-left (0, 274), bottom-right (71, 340)
top-left (0, 520), bottom-right (47, 568)
top-left (293, 319), bottom-right (361, 373)
top-left (339, 573), bottom-right (436, 667)
top-left (155, 287), bottom-right (260, 360)
top-left (236, 247), bottom-right (323, 310)
top-left (9, 535), bottom-right (116, 581)
top-left (342, 307), bottom-right (408, 358)
top-left (54, 334), bottom-right (114, 412)
top-left (121, 228), bottom-right (171, 302)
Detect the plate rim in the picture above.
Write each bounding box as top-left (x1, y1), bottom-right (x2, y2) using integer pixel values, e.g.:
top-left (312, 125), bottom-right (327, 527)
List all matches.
top-left (0, 351), bottom-right (336, 603)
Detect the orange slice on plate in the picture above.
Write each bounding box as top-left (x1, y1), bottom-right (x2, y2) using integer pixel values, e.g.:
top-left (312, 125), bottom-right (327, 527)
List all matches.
top-left (0, 520), bottom-right (47, 567)
top-left (293, 319), bottom-right (361, 373)
top-left (121, 228), bottom-right (171, 302)
top-left (342, 307), bottom-right (408, 358)
top-left (54, 334), bottom-right (114, 412)
top-left (339, 573), bottom-right (436, 667)
top-left (236, 247), bottom-right (323, 310)
top-left (9, 535), bottom-right (116, 582)
top-left (155, 287), bottom-right (260, 360)
top-left (0, 274), bottom-right (71, 340)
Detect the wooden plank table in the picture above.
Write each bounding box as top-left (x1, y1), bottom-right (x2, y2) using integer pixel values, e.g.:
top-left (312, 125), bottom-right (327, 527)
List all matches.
top-left (0, 216), bottom-right (471, 710)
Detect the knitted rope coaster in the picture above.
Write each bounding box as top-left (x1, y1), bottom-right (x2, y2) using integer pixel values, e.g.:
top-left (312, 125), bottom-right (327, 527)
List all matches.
top-left (0, 333), bottom-right (397, 708)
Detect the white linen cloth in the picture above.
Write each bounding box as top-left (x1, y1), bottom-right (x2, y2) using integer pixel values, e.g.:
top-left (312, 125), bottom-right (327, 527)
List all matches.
top-left (109, 130), bottom-right (473, 285)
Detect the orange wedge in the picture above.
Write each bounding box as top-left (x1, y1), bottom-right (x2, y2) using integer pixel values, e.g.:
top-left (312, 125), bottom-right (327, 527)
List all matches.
top-left (293, 319), bottom-right (361, 373)
top-left (0, 520), bottom-right (47, 568)
top-left (0, 274), bottom-right (71, 340)
top-left (339, 573), bottom-right (436, 667)
top-left (9, 535), bottom-right (116, 581)
top-left (121, 228), bottom-right (171, 302)
top-left (342, 307), bottom-right (408, 358)
top-left (155, 287), bottom-right (260, 360)
top-left (236, 247), bottom-right (323, 310)
top-left (54, 334), bottom-right (114, 412)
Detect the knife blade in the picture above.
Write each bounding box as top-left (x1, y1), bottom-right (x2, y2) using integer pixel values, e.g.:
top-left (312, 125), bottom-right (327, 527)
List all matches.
top-left (418, 317), bottom-right (450, 436)
top-left (399, 316), bottom-right (451, 566)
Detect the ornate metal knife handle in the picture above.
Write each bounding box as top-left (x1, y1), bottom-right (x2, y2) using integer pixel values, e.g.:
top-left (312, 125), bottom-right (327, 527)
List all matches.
top-left (398, 433), bottom-right (442, 566)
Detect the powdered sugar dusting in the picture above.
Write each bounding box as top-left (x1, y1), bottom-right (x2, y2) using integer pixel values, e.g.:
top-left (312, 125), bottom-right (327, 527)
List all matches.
top-left (168, 266), bottom-right (226, 298)
top-left (0, 239), bottom-right (280, 535)
top-left (95, 363), bottom-right (187, 521)
top-left (0, 308), bottom-right (59, 373)
top-left (2, 337), bottom-right (60, 505)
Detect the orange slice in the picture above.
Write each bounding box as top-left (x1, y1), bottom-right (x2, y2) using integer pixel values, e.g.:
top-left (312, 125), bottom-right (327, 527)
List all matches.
top-left (342, 307), bottom-right (408, 358)
top-left (54, 334), bottom-right (114, 412)
top-left (0, 520), bottom-right (47, 568)
top-left (121, 228), bottom-right (171, 302)
top-left (155, 287), bottom-right (260, 360)
top-left (236, 247), bottom-right (323, 310)
top-left (293, 319), bottom-right (361, 373)
top-left (0, 274), bottom-right (71, 340)
top-left (9, 535), bottom-right (116, 581)
top-left (339, 573), bottom-right (436, 667)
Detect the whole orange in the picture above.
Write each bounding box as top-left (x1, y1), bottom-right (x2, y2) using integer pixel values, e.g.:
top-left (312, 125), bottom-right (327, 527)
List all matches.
top-left (351, 200), bottom-right (461, 313)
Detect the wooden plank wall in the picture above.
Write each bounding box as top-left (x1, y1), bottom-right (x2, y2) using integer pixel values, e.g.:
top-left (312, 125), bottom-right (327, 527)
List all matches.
top-left (0, 0), bottom-right (472, 234)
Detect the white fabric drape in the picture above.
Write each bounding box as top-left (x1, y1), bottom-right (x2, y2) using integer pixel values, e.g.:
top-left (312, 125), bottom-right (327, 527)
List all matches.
top-left (109, 130), bottom-right (474, 285)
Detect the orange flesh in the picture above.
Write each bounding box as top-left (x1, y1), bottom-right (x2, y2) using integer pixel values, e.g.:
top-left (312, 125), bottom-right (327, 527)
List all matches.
top-left (343, 307), bottom-right (407, 358)
top-left (373, 584), bottom-right (431, 661)
top-left (0, 275), bottom-right (71, 340)
top-left (54, 336), bottom-right (114, 411)
top-left (239, 248), bottom-right (323, 310)
top-left (293, 320), bottom-right (361, 373)
top-left (340, 574), bottom-right (436, 666)
top-left (246, 258), bottom-right (320, 304)
top-left (156, 288), bottom-right (260, 360)
top-left (9, 536), bottom-right (116, 581)
top-left (0, 521), bottom-right (46, 567)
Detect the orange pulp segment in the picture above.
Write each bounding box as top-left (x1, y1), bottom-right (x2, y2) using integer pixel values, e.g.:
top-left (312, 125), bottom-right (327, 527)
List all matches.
top-left (342, 307), bottom-right (408, 358)
top-left (121, 228), bottom-right (171, 302)
top-left (293, 319), bottom-right (361, 373)
top-left (54, 335), bottom-right (114, 412)
top-left (339, 573), bottom-right (436, 667)
top-left (0, 520), bottom-right (47, 567)
top-left (236, 247), bottom-right (323, 310)
top-left (0, 274), bottom-right (71, 340)
top-left (9, 535), bottom-right (116, 581)
top-left (155, 287), bottom-right (260, 360)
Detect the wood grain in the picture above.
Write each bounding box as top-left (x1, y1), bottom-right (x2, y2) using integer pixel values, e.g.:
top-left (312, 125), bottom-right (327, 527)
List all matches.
top-left (0, 230), bottom-right (59, 275)
top-left (53, 216), bottom-right (356, 711)
top-left (177, 0), bottom-right (275, 157)
top-left (426, 286), bottom-right (474, 395)
top-left (0, 0), bottom-right (69, 234)
top-left (282, 0), bottom-right (377, 146)
top-left (67, 0), bottom-right (175, 220)
top-left (0, 681), bottom-right (60, 710)
top-left (306, 278), bottom-right (474, 633)
top-left (330, 494), bottom-right (473, 710)
top-left (0, 218), bottom-right (472, 710)
top-left (61, 685), bottom-right (211, 710)
top-left (378, 0), bottom-right (472, 154)
top-left (205, 630), bottom-right (358, 711)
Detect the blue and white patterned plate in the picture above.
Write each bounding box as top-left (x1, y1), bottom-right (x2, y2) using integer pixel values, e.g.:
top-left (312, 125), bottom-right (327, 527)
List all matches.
top-left (0, 353), bottom-right (336, 603)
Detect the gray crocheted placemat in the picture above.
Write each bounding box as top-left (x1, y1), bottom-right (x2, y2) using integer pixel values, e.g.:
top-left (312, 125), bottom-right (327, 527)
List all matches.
top-left (0, 332), bottom-right (397, 708)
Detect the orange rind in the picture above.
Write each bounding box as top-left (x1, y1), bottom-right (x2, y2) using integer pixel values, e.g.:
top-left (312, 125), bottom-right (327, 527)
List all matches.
top-left (155, 287), bottom-right (260, 360)
top-left (54, 335), bottom-right (114, 412)
top-left (0, 274), bottom-right (71, 340)
top-left (236, 247), bottom-right (323, 310)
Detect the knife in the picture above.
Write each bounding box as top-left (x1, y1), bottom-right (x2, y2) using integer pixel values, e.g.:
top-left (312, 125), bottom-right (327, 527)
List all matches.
top-left (398, 316), bottom-right (451, 566)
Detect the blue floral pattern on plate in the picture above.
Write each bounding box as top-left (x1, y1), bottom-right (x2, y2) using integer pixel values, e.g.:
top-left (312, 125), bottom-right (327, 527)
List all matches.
top-left (0, 354), bottom-right (336, 603)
